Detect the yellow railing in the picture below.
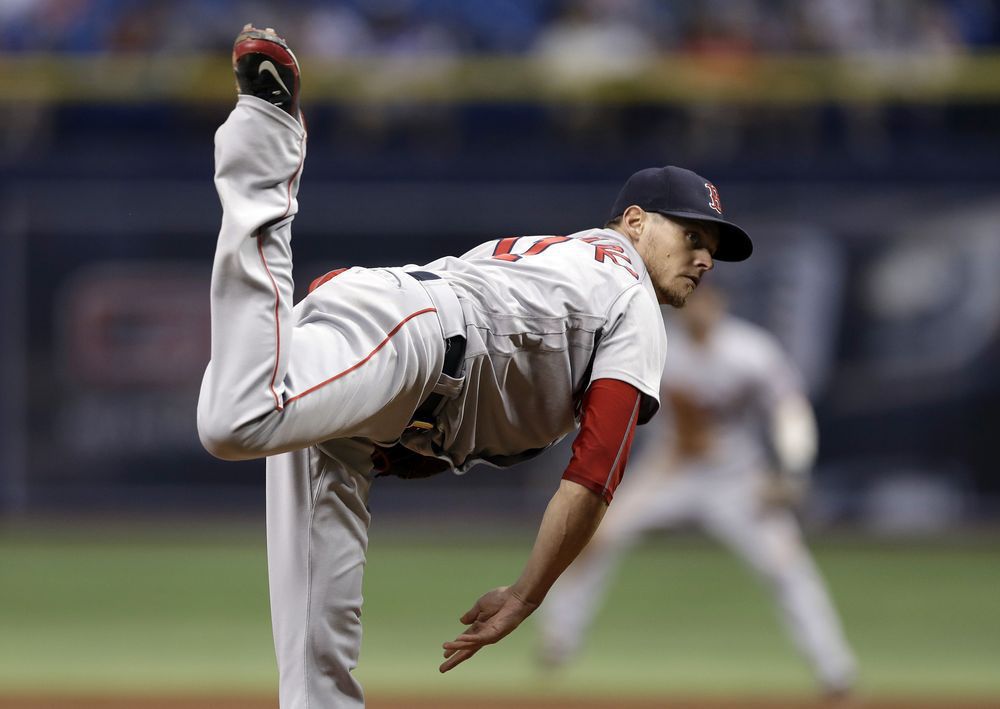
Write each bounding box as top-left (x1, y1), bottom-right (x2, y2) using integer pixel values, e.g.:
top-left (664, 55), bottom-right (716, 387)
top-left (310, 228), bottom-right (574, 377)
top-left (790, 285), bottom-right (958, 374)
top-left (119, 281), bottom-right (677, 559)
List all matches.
top-left (3, 52), bottom-right (1000, 104)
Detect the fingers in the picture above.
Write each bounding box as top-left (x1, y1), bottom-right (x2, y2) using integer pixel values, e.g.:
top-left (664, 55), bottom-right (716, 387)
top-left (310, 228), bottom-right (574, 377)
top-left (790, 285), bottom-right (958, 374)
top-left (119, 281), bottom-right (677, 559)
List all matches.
top-left (441, 635), bottom-right (485, 659)
top-left (440, 626), bottom-right (498, 668)
top-left (442, 629), bottom-right (491, 655)
top-left (440, 587), bottom-right (513, 673)
top-left (442, 639), bottom-right (480, 654)
top-left (459, 604), bottom-right (481, 625)
top-left (439, 646), bottom-right (479, 673)
top-left (443, 631), bottom-right (494, 650)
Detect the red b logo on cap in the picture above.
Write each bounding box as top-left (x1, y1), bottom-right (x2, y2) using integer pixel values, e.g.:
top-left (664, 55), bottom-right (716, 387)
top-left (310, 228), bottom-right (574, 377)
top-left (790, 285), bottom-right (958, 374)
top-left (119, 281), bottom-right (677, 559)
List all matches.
top-left (705, 182), bottom-right (723, 215)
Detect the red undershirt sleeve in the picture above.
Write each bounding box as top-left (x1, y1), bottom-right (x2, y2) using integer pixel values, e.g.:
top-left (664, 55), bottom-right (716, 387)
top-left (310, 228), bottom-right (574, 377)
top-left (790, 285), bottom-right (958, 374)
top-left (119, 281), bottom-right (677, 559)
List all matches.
top-left (562, 378), bottom-right (643, 504)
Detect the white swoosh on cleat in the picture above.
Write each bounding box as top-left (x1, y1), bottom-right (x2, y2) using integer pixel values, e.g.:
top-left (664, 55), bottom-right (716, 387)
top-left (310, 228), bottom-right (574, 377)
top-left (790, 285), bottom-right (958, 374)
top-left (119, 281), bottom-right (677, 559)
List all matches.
top-left (258, 60), bottom-right (290, 95)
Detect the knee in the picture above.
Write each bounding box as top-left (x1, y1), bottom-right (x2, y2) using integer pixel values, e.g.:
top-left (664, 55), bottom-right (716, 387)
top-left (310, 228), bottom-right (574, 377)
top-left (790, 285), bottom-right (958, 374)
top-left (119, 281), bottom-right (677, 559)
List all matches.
top-left (197, 403), bottom-right (268, 461)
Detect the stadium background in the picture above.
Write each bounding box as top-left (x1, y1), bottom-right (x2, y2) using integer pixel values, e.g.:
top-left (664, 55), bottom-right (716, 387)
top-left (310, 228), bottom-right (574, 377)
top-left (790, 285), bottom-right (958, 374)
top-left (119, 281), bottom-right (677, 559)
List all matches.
top-left (1, 1), bottom-right (999, 707)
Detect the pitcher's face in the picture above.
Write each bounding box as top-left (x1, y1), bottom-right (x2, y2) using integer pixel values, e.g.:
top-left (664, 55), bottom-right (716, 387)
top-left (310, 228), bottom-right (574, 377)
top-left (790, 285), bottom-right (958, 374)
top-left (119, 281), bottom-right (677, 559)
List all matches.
top-left (638, 214), bottom-right (718, 307)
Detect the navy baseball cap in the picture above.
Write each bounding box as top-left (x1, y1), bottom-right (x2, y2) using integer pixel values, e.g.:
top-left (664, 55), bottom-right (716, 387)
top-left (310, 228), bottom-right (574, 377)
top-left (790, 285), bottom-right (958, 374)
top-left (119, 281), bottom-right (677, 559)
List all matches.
top-left (609, 166), bottom-right (753, 262)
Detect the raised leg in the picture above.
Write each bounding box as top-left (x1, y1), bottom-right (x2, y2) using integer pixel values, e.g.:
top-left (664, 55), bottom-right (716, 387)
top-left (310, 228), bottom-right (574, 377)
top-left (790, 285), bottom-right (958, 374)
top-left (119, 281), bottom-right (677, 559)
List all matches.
top-left (197, 96), bottom-right (444, 459)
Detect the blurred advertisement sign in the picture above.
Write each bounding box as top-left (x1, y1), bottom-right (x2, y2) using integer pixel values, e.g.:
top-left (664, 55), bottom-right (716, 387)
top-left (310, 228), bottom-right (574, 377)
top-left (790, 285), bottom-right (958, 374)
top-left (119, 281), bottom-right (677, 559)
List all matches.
top-left (59, 263), bottom-right (210, 387)
top-left (55, 263), bottom-right (210, 458)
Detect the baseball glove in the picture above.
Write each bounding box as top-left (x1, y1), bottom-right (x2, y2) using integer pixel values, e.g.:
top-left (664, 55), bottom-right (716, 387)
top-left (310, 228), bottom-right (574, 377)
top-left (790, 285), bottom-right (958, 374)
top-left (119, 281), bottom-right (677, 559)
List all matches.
top-left (371, 443), bottom-right (453, 479)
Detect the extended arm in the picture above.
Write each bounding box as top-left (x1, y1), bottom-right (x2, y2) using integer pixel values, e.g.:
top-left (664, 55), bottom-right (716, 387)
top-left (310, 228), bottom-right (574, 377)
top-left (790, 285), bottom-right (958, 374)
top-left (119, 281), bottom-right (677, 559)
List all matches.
top-left (439, 480), bottom-right (605, 672)
top-left (439, 379), bottom-right (642, 673)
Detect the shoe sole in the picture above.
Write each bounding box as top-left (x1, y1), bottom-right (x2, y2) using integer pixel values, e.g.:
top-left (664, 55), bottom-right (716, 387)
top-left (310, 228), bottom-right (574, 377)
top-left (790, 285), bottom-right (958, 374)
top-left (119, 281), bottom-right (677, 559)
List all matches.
top-left (232, 25), bottom-right (300, 74)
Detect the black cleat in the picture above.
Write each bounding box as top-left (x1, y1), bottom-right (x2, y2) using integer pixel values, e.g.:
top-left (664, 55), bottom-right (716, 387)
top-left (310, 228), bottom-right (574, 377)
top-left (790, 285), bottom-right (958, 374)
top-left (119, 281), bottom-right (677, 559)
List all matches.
top-left (232, 24), bottom-right (301, 119)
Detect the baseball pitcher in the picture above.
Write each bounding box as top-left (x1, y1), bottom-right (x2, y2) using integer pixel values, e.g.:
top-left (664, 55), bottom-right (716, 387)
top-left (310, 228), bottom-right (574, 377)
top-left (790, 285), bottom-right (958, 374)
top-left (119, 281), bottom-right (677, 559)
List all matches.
top-left (197, 26), bottom-right (752, 708)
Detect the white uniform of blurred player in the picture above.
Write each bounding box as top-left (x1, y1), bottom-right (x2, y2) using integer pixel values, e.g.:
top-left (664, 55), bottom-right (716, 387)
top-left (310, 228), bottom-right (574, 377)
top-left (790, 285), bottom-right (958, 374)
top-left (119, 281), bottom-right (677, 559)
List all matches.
top-left (539, 287), bottom-right (857, 695)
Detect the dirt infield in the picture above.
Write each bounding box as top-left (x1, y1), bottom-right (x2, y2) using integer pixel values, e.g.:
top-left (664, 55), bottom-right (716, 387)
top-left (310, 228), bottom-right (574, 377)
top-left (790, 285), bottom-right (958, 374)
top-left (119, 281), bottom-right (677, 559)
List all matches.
top-left (2, 696), bottom-right (1000, 709)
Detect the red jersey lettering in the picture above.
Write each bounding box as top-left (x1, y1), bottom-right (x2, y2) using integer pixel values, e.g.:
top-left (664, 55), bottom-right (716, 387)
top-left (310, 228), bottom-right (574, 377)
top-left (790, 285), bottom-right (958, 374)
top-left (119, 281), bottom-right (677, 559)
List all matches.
top-left (579, 237), bottom-right (639, 279)
top-left (491, 236), bottom-right (570, 262)
top-left (491, 237), bottom-right (522, 262)
top-left (491, 235), bottom-right (638, 279)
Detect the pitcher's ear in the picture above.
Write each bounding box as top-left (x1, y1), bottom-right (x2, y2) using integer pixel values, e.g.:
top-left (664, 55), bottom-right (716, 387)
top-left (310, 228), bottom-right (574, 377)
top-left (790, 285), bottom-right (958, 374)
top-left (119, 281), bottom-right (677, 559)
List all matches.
top-left (620, 205), bottom-right (648, 241)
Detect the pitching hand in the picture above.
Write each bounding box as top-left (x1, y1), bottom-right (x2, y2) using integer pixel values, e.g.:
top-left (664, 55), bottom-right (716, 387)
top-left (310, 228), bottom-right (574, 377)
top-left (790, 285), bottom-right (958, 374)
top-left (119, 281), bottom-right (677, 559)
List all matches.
top-left (439, 586), bottom-right (539, 673)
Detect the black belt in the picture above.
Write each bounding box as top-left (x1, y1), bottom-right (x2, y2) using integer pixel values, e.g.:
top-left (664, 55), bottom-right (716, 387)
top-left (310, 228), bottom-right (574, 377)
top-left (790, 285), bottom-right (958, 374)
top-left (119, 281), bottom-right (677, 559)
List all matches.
top-left (406, 271), bottom-right (466, 430)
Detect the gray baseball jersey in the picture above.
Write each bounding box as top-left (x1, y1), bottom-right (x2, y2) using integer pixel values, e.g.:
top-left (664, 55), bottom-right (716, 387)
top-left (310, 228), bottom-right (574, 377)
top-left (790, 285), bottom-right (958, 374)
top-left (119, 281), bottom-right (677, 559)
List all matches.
top-left (392, 229), bottom-right (666, 472)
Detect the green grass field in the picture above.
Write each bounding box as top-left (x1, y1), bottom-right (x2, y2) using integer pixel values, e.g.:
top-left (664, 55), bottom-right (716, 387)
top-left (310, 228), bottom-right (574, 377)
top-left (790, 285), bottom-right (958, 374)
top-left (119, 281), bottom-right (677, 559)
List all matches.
top-left (1, 522), bottom-right (998, 700)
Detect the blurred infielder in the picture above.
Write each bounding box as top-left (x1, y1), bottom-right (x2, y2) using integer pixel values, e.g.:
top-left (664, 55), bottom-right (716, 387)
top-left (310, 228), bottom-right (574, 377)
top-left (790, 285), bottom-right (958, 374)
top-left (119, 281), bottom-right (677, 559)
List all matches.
top-left (197, 26), bottom-right (752, 708)
top-left (539, 286), bottom-right (857, 695)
